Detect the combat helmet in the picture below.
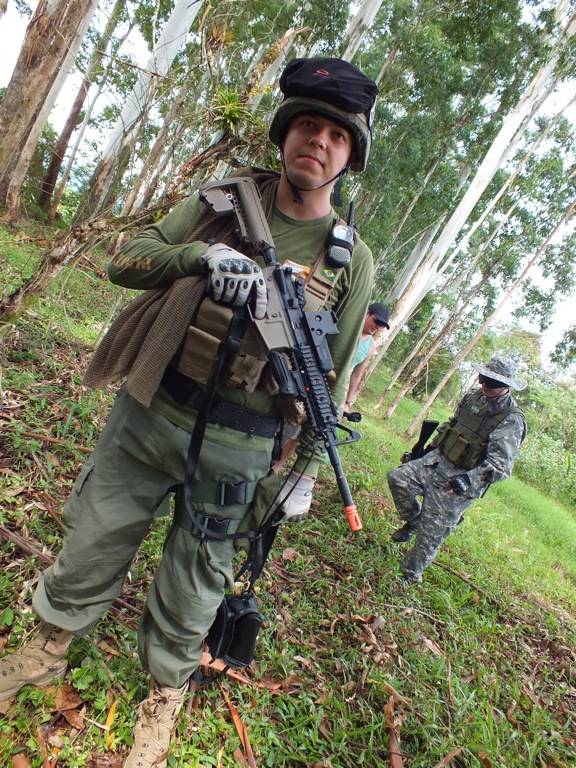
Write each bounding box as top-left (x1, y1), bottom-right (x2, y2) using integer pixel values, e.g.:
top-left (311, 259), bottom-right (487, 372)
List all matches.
top-left (269, 58), bottom-right (378, 173)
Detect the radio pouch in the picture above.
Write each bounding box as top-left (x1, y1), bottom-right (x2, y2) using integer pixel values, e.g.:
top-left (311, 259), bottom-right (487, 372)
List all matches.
top-left (206, 590), bottom-right (263, 667)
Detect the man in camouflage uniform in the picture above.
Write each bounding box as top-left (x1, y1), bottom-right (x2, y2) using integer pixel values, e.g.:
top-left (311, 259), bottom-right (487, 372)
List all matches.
top-left (387, 356), bottom-right (526, 585)
top-left (0, 58), bottom-right (378, 766)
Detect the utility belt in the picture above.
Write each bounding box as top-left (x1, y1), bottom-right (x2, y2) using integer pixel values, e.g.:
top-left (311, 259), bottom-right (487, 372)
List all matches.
top-left (160, 366), bottom-right (280, 439)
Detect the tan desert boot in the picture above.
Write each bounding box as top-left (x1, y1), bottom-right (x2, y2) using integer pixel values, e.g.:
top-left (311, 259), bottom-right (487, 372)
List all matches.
top-left (124, 682), bottom-right (187, 767)
top-left (0, 622), bottom-right (73, 701)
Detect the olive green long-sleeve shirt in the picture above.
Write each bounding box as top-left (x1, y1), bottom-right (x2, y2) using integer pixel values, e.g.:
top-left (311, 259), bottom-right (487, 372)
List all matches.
top-left (109, 188), bottom-right (374, 474)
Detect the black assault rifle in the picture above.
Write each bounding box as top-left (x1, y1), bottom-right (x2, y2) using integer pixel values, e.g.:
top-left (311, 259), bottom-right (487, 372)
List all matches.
top-left (199, 177), bottom-right (363, 532)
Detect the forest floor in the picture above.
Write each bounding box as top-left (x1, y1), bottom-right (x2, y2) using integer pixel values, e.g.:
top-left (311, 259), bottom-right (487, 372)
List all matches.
top-left (0, 229), bottom-right (575, 768)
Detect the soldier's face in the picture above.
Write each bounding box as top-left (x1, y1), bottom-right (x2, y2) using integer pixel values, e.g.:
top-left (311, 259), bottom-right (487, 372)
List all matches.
top-left (282, 113), bottom-right (353, 190)
top-left (479, 375), bottom-right (509, 398)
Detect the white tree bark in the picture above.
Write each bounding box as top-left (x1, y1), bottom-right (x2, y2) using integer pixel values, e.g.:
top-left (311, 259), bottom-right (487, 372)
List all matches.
top-left (77, 0), bottom-right (205, 219)
top-left (342, 0), bottom-right (385, 61)
top-left (376, 157), bottom-right (441, 273)
top-left (366, 6), bottom-right (576, 378)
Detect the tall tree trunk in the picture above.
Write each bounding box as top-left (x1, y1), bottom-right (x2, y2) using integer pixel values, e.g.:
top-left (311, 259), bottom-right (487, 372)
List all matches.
top-left (405, 197), bottom-right (576, 437)
top-left (120, 87), bottom-right (187, 218)
top-left (385, 214), bottom-right (445, 302)
top-left (386, 199), bottom-right (519, 417)
top-left (2, 3), bottom-right (96, 222)
top-left (0, 0), bottom-right (98, 207)
top-left (38, 0), bottom-right (127, 211)
top-left (47, 82), bottom-right (104, 221)
top-left (415, 9), bottom-right (574, 281)
top-left (374, 311), bottom-right (437, 409)
top-left (342, 0), bottom-right (385, 61)
top-left (376, 156), bottom-right (441, 273)
top-left (74, 0), bottom-right (206, 222)
top-left (365, 8), bottom-right (575, 381)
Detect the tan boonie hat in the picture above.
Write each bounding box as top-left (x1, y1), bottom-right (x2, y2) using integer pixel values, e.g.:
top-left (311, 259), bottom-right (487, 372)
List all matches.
top-left (472, 355), bottom-right (526, 390)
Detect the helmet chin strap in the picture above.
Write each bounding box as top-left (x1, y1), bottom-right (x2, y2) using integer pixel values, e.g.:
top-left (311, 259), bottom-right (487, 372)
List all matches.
top-left (281, 151), bottom-right (349, 205)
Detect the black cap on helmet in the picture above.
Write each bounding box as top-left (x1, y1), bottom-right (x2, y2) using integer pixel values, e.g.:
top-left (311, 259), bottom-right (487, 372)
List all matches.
top-left (269, 57), bottom-right (378, 172)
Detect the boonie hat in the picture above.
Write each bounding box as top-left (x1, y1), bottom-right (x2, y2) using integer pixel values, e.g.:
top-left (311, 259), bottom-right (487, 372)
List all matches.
top-left (472, 356), bottom-right (526, 390)
top-left (269, 58), bottom-right (378, 172)
top-left (368, 302), bottom-right (390, 328)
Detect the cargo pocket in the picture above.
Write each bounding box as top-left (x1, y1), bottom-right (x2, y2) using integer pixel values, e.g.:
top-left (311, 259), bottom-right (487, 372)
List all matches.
top-left (72, 457), bottom-right (95, 496)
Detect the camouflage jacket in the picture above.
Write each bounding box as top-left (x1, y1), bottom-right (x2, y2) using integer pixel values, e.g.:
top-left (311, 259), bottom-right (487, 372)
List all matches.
top-left (426, 390), bottom-right (526, 498)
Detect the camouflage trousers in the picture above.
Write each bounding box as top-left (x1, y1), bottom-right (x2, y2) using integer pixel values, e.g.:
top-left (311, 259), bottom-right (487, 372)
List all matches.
top-left (32, 388), bottom-right (274, 688)
top-left (387, 450), bottom-right (470, 581)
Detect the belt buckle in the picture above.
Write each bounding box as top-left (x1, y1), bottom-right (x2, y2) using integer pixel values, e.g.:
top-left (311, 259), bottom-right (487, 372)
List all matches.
top-left (217, 481), bottom-right (246, 506)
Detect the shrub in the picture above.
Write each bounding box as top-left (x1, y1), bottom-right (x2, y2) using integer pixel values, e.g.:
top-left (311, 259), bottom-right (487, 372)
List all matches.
top-left (515, 432), bottom-right (576, 507)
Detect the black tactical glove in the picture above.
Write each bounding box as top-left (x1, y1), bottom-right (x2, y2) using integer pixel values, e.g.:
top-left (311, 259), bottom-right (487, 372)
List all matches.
top-left (447, 474), bottom-right (471, 496)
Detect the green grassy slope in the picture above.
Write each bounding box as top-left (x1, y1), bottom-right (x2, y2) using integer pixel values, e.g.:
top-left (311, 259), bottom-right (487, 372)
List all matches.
top-left (1, 231), bottom-right (574, 767)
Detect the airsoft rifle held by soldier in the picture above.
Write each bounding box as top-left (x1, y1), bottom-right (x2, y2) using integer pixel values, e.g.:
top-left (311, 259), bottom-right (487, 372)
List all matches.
top-left (199, 176), bottom-right (363, 532)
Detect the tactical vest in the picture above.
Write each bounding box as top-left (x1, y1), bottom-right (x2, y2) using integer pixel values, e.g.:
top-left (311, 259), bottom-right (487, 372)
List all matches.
top-left (175, 172), bottom-right (351, 396)
top-left (437, 391), bottom-right (525, 470)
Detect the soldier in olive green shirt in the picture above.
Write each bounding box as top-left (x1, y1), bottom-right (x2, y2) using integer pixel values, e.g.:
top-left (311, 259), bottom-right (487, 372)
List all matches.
top-left (1, 57), bottom-right (378, 767)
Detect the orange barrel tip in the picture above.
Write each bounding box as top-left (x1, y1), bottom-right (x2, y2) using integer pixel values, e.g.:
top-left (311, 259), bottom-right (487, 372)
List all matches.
top-left (344, 504), bottom-right (362, 532)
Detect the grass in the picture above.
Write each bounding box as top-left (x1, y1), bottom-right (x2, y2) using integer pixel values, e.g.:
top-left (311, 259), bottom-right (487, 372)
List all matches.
top-left (1, 227), bottom-right (575, 767)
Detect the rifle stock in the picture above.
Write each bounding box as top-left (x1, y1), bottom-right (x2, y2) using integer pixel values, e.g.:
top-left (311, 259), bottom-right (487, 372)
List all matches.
top-left (199, 177), bottom-right (362, 532)
top-left (404, 419), bottom-right (439, 462)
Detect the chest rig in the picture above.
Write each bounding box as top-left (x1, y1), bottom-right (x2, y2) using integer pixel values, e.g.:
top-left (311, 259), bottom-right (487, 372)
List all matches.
top-left (437, 390), bottom-right (524, 470)
top-left (173, 179), bottom-right (350, 399)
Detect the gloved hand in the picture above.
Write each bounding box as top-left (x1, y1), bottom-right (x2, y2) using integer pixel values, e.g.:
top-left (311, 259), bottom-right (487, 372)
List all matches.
top-left (447, 474), bottom-right (471, 496)
top-left (201, 243), bottom-right (267, 319)
top-left (277, 471), bottom-right (316, 520)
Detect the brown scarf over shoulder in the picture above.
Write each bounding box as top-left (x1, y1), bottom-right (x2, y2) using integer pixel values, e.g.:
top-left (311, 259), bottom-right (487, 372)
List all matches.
top-left (84, 170), bottom-right (279, 406)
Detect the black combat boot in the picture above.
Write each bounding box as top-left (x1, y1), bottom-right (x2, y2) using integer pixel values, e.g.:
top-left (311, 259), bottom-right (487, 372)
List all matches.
top-left (391, 523), bottom-right (417, 543)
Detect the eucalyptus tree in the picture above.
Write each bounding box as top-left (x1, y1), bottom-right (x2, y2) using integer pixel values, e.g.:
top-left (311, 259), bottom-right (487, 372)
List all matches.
top-left (0, 0), bottom-right (98, 219)
top-left (367, 3), bottom-right (576, 374)
top-left (381, 109), bottom-right (571, 415)
top-left (401, 135), bottom-right (576, 429)
top-left (37, 0), bottom-right (129, 212)
top-left (406, 196), bottom-right (576, 436)
top-left (46, 13), bottom-right (138, 221)
top-left (73, 0), bottom-right (208, 222)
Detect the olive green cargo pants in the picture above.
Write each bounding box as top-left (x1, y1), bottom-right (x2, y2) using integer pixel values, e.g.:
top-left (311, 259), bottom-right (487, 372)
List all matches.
top-left (32, 388), bottom-right (274, 687)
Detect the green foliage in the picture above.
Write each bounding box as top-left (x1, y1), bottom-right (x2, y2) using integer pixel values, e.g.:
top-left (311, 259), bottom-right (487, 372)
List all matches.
top-left (516, 432), bottom-right (576, 506)
top-left (208, 87), bottom-right (257, 134)
top-left (551, 325), bottom-right (576, 368)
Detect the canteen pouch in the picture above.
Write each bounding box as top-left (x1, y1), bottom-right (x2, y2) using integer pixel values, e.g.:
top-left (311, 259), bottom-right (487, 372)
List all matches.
top-left (206, 591), bottom-right (263, 667)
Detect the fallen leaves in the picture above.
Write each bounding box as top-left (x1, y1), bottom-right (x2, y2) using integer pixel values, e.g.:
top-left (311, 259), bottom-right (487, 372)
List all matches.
top-left (104, 698), bottom-right (117, 749)
top-left (54, 684), bottom-right (83, 711)
top-left (220, 684), bottom-right (257, 768)
top-left (85, 755), bottom-right (124, 768)
top-left (433, 747), bottom-right (464, 767)
top-left (478, 751), bottom-right (492, 767)
top-left (381, 681), bottom-right (411, 707)
top-left (281, 547), bottom-right (299, 562)
top-left (384, 695), bottom-right (405, 768)
top-left (420, 634), bottom-right (444, 657)
top-left (11, 756), bottom-right (32, 768)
